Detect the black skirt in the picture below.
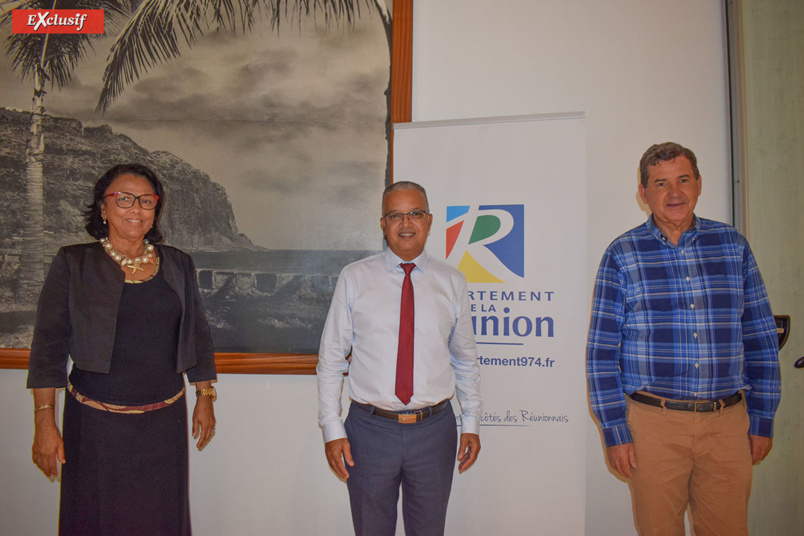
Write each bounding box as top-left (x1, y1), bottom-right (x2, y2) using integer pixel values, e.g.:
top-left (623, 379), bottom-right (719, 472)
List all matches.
top-left (58, 391), bottom-right (190, 536)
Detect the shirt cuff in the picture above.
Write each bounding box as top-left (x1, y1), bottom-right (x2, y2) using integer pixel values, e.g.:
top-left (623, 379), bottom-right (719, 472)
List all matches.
top-left (748, 415), bottom-right (774, 438)
top-left (460, 414), bottom-right (479, 435)
top-left (321, 419), bottom-right (347, 443)
top-left (602, 424), bottom-right (633, 447)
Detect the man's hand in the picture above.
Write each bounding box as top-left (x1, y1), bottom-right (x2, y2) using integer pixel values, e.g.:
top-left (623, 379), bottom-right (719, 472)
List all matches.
top-left (749, 434), bottom-right (773, 464)
top-left (606, 442), bottom-right (636, 479)
top-left (325, 438), bottom-right (354, 481)
top-left (457, 433), bottom-right (481, 474)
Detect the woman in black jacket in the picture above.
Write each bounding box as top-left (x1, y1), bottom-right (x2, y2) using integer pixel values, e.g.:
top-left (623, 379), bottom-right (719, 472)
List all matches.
top-left (27, 163), bottom-right (218, 535)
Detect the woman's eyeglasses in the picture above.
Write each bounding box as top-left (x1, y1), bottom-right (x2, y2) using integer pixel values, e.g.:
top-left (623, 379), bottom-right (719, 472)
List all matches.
top-left (104, 192), bottom-right (159, 210)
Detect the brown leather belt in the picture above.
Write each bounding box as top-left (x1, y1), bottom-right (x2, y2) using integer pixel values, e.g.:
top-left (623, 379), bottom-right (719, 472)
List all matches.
top-left (629, 391), bottom-right (742, 413)
top-left (352, 399), bottom-right (451, 424)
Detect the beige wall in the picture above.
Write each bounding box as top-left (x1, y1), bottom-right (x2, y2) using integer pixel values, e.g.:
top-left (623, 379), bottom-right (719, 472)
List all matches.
top-left (0, 1), bottom-right (738, 534)
top-left (741, 0), bottom-right (804, 533)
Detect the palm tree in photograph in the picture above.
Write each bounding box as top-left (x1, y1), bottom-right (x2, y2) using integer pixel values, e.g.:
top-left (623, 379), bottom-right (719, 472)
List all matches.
top-left (96, 0), bottom-right (390, 113)
top-left (0, 0), bottom-right (131, 304)
top-left (2, 0), bottom-right (392, 305)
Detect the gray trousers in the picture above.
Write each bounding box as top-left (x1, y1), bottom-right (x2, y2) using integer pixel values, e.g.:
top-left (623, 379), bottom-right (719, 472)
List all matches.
top-left (344, 401), bottom-right (458, 536)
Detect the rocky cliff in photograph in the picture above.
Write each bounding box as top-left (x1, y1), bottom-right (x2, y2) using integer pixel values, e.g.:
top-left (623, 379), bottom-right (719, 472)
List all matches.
top-left (0, 107), bottom-right (254, 254)
top-left (0, 108), bottom-right (374, 352)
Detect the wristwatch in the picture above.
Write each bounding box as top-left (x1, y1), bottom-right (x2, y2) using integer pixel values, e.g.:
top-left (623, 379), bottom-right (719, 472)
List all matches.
top-left (195, 387), bottom-right (217, 402)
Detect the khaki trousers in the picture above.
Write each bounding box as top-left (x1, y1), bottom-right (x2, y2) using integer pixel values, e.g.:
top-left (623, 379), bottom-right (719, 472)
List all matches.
top-left (626, 395), bottom-right (753, 536)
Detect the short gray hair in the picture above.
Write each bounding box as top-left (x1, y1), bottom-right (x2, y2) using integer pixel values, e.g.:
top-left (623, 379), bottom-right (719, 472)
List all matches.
top-left (382, 181), bottom-right (429, 212)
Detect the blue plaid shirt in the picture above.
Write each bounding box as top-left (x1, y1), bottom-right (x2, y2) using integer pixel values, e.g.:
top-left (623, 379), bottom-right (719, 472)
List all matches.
top-left (587, 215), bottom-right (780, 447)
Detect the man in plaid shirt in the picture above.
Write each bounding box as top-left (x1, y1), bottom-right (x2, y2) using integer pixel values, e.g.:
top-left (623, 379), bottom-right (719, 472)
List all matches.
top-left (586, 142), bottom-right (781, 536)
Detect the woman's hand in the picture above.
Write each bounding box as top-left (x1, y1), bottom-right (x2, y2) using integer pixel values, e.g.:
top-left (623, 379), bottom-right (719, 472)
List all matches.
top-left (32, 388), bottom-right (65, 478)
top-left (192, 391), bottom-right (216, 451)
top-left (32, 416), bottom-right (65, 478)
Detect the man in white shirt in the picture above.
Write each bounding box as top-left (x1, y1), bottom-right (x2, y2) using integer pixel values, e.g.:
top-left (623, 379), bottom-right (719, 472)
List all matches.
top-left (317, 181), bottom-right (483, 536)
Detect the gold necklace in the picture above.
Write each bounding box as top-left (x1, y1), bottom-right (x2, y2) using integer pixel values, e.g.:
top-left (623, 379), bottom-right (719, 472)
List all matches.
top-left (100, 237), bottom-right (156, 274)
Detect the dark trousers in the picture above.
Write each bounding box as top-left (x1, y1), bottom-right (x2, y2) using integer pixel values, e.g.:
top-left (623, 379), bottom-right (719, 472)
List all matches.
top-left (344, 401), bottom-right (458, 536)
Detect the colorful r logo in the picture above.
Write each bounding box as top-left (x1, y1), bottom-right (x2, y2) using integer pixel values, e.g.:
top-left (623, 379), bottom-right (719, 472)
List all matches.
top-left (446, 205), bottom-right (524, 282)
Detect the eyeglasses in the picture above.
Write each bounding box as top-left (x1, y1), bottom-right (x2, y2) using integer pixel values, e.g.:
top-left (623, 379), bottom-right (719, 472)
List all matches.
top-left (383, 210), bottom-right (430, 222)
top-left (104, 192), bottom-right (159, 210)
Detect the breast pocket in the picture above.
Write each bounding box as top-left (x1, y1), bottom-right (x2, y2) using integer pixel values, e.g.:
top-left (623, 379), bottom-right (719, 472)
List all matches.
top-left (627, 280), bottom-right (674, 314)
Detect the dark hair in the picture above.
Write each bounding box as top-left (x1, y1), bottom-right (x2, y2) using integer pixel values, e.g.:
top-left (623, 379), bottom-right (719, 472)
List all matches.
top-left (638, 142), bottom-right (700, 187)
top-left (382, 181), bottom-right (429, 213)
top-left (84, 164), bottom-right (165, 243)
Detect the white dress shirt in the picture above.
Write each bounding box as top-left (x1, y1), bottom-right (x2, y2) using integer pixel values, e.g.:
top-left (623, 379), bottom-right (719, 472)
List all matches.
top-left (317, 248), bottom-right (482, 443)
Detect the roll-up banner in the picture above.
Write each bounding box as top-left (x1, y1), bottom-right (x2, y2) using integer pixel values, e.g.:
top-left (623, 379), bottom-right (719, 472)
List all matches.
top-left (394, 113), bottom-right (587, 535)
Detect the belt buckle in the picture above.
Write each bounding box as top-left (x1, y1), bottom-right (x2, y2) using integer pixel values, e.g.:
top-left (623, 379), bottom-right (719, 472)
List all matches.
top-left (397, 413), bottom-right (418, 424)
top-left (694, 401), bottom-right (714, 413)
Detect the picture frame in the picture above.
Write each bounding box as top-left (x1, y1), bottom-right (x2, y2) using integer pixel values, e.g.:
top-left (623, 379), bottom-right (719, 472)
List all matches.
top-left (0, 0), bottom-right (413, 374)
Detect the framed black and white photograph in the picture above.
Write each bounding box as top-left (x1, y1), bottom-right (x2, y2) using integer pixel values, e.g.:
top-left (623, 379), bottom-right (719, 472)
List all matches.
top-left (0, 0), bottom-right (413, 373)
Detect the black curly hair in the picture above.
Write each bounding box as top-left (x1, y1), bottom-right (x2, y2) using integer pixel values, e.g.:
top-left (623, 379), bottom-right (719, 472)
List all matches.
top-left (84, 164), bottom-right (165, 243)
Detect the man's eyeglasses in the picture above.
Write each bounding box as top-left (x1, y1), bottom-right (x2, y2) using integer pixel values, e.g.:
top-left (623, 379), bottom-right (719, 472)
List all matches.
top-left (104, 192), bottom-right (159, 210)
top-left (383, 210), bottom-right (430, 222)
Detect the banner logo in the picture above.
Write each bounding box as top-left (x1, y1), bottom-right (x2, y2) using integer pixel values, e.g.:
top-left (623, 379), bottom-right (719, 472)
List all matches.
top-left (446, 204), bottom-right (524, 282)
top-left (12, 10), bottom-right (104, 34)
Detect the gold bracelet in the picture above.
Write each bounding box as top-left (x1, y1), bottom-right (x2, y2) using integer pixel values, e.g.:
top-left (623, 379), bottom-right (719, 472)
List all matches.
top-left (34, 404), bottom-right (54, 414)
top-left (195, 387), bottom-right (217, 402)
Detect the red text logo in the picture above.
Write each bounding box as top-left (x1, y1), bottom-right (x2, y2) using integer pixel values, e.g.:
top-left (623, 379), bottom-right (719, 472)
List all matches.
top-left (11, 9), bottom-right (104, 34)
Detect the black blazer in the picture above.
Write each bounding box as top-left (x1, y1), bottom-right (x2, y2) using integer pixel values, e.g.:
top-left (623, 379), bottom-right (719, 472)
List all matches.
top-left (27, 242), bottom-right (217, 388)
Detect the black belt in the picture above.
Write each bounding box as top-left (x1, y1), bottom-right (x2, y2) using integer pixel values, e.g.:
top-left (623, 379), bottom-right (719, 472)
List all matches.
top-left (629, 391), bottom-right (742, 413)
top-left (352, 399), bottom-right (451, 424)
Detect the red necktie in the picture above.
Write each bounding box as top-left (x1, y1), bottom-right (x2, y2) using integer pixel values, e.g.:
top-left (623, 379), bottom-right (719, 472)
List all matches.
top-left (395, 263), bottom-right (415, 405)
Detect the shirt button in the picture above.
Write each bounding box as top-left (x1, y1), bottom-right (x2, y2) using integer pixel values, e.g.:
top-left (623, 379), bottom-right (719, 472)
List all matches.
top-left (694, 392), bottom-right (698, 396)
top-left (690, 304), bottom-right (695, 309)
top-left (694, 363), bottom-right (699, 368)
top-left (686, 276), bottom-right (690, 282)
top-left (681, 250), bottom-right (685, 254)
top-left (693, 332), bottom-right (698, 338)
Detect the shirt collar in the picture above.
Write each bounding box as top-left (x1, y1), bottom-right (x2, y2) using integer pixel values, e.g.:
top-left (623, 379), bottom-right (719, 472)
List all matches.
top-left (383, 247), bottom-right (430, 272)
top-left (646, 214), bottom-right (700, 247)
